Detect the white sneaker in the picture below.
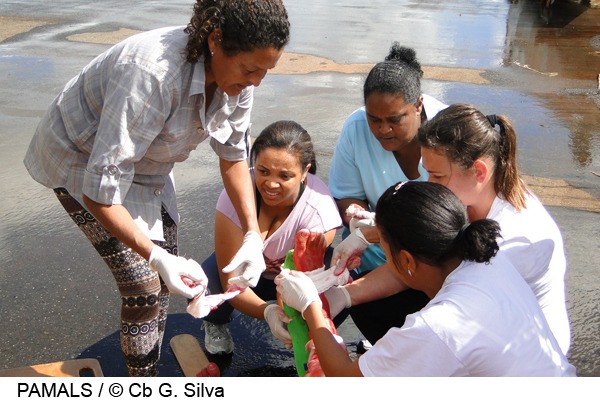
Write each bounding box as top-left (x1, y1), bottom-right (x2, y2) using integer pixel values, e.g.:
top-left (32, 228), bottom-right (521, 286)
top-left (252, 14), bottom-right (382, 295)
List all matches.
top-left (356, 339), bottom-right (372, 354)
top-left (203, 321), bottom-right (234, 355)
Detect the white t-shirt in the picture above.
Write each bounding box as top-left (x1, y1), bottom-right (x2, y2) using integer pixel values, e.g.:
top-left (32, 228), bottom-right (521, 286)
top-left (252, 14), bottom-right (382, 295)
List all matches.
top-left (488, 194), bottom-right (570, 355)
top-left (358, 254), bottom-right (576, 377)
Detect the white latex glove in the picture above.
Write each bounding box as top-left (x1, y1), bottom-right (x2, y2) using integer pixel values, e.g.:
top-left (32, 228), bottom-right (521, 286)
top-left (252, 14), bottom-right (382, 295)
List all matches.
top-left (346, 205), bottom-right (376, 234)
top-left (330, 228), bottom-right (370, 275)
top-left (187, 287), bottom-right (242, 319)
top-left (264, 304), bottom-right (292, 348)
top-left (303, 265), bottom-right (351, 294)
top-left (222, 231), bottom-right (266, 289)
top-left (148, 246), bottom-right (208, 299)
top-left (274, 269), bottom-right (322, 316)
top-left (322, 285), bottom-right (352, 319)
top-left (349, 217), bottom-right (376, 233)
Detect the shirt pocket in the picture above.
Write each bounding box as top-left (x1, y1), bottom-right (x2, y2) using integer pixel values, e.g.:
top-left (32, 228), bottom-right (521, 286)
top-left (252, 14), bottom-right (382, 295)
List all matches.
top-left (146, 129), bottom-right (200, 163)
top-left (66, 119), bottom-right (98, 152)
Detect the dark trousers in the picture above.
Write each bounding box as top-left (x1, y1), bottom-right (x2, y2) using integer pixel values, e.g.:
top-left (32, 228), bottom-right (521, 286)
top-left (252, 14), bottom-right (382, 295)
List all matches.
top-left (348, 271), bottom-right (430, 344)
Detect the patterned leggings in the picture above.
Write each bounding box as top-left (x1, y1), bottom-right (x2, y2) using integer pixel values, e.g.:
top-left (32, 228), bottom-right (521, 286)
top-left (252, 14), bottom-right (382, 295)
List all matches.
top-left (54, 188), bottom-right (176, 377)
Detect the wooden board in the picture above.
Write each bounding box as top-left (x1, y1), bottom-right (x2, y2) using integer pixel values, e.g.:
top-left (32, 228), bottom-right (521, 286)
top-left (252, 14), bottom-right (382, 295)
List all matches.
top-left (170, 334), bottom-right (210, 377)
top-left (0, 358), bottom-right (103, 377)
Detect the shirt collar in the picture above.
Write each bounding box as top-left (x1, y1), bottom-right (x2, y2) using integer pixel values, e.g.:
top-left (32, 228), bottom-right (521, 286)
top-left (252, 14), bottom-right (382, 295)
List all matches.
top-left (190, 57), bottom-right (206, 97)
top-left (190, 57), bottom-right (233, 104)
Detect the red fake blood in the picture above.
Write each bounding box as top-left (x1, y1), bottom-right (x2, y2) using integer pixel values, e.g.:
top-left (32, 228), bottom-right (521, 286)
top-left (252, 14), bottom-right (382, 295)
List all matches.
top-left (182, 276), bottom-right (198, 288)
top-left (293, 229), bottom-right (327, 272)
top-left (196, 362), bottom-right (221, 377)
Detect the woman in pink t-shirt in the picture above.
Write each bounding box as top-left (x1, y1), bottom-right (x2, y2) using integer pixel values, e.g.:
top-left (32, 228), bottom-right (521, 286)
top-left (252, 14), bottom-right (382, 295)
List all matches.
top-left (200, 120), bottom-right (342, 355)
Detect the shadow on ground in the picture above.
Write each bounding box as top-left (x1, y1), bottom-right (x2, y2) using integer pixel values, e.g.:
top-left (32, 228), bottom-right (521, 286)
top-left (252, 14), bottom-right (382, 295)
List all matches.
top-left (78, 313), bottom-right (301, 377)
top-left (78, 311), bottom-right (365, 377)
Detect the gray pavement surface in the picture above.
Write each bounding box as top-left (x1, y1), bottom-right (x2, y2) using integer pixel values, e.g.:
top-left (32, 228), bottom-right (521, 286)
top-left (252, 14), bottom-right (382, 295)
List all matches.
top-left (1, 0), bottom-right (599, 377)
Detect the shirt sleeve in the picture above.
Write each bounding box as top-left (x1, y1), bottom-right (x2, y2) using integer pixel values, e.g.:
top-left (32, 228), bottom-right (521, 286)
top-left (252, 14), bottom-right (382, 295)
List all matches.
top-left (82, 63), bottom-right (172, 205)
top-left (209, 86), bottom-right (253, 162)
top-left (328, 112), bottom-right (368, 201)
top-left (422, 93), bottom-right (449, 120)
top-left (306, 175), bottom-right (343, 232)
top-left (215, 187), bottom-right (242, 228)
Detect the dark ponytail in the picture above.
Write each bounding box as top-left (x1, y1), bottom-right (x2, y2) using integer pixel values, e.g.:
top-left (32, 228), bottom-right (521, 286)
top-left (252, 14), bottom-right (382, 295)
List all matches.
top-left (375, 181), bottom-right (501, 267)
top-left (454, 221), bottom-right (501, 263)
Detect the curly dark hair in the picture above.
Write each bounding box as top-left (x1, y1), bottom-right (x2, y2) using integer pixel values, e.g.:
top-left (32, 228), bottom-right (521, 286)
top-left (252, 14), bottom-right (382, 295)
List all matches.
top-left (184, 0), bottom-right (290, 64)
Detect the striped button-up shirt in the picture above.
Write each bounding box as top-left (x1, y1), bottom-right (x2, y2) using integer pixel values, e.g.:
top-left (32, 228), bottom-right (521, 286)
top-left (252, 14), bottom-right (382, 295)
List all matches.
top-left (24, 26), bottom-right (252, 240)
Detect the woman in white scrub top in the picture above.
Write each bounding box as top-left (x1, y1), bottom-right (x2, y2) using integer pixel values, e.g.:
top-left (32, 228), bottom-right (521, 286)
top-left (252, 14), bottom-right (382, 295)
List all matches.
top-left (275, 181), bottom-right (576, 376)
top-left (419, 103), bottom-right (571, 355)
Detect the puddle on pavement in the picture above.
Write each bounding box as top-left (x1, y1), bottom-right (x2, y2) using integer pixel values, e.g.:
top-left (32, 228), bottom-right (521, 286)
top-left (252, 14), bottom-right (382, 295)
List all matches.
top-left (545, 91), bottom-right (600, 169)
top-left (506, 1), bottom-right (600, 81)
top-left (0, 53), bottom-right (55, 80)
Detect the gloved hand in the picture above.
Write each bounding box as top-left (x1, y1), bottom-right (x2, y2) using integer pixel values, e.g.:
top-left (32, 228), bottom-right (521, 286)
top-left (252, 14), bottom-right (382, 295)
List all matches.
top-left (148, 246), bottom-right (208, 299)
top-left (222, 231), bottom-right (266, 289)
top-left (274, 269), bottom-right (322, 316)
top-left (349, 217), bottom-right (375, 233)
top-left (330, 228), bottom-right (370, 275)
top-left (303, 265), bottom-right (351, 294)
top-left (264, 303), bottom-right (292, 348)
top-left (321, 285), bottom-right (352, 319)
top-left (346, 205), bottom-right (376, 234)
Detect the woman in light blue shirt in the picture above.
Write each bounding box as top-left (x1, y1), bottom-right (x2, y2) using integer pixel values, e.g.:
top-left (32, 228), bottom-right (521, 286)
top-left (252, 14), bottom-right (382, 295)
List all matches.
top-left (326, 43), bottom-right (446, 342)
top-left (329, 43), bottom-right (447, 274)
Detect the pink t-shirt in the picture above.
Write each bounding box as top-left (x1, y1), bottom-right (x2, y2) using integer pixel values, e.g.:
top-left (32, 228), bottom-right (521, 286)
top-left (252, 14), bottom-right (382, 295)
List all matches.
top-left (216, 173), bottom-right (342, 275)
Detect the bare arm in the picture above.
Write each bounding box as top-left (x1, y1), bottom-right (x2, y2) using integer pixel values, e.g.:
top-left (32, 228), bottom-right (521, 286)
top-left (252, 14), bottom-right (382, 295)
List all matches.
top-left (219, 158), bottom-right (259, 234)
top-left (345, 261), bottom-right (409, 305)
top-left (214, 205), bottom-right (338, 319)
top-left (323, 229), bottom-right (337, 248)
top-left (303, 303), bottom-right (363, 376)
top-left (83, 195), bottom-right (154, 260)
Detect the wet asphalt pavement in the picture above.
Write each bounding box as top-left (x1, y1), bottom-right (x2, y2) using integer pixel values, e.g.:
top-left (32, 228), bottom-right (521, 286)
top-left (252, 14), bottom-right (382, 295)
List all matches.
top-left (1, 0), bottom-right (599, 377)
